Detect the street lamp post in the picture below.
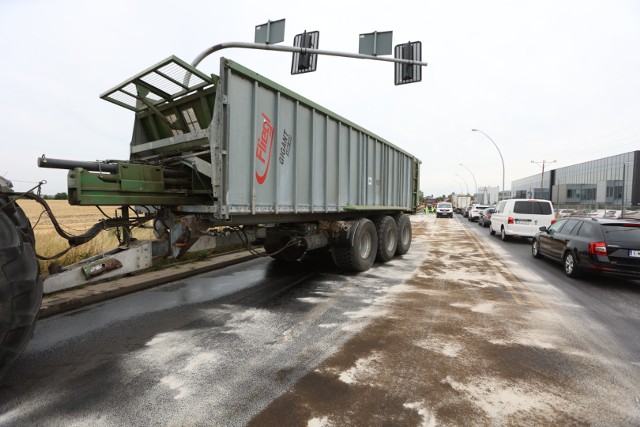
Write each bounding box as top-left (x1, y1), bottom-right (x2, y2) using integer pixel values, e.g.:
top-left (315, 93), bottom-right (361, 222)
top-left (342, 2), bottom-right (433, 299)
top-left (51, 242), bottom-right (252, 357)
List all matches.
top-left (471, 129), bottom-right (505, 198)
top-left (453, 180), bottom-right (464, 195)
top-left (459, 163), bottom-right (478, 198)
top-left (531, 160), bottom-right (556, 200)
top-left (455, 174), bottom-right (469, 195)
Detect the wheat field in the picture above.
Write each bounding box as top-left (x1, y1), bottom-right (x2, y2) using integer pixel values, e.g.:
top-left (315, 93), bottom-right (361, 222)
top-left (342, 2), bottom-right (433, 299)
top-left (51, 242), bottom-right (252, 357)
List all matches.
top-left (16, 199), bottom-right (154, 273)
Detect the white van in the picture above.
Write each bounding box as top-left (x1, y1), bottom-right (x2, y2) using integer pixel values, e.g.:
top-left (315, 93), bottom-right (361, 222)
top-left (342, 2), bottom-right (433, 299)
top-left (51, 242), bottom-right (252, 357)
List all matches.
top-left (489, 199), bottom-right (555, 241)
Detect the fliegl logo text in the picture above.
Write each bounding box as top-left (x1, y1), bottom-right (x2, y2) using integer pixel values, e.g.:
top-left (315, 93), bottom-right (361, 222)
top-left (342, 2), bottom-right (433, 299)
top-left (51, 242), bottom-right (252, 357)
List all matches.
top-left (255, 112), bottom-right (274, 184)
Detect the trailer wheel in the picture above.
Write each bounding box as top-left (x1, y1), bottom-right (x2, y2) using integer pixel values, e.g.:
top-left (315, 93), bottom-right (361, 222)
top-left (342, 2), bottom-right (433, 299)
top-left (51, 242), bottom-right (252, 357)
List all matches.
top-left (373, 216), bottom-right (398, 262)
top-left (0, 208), bottom-right (42, 379)
top-left (394, 214), bottom-right (412, 256)
top-left (332, 218), bottom-right (378, 272)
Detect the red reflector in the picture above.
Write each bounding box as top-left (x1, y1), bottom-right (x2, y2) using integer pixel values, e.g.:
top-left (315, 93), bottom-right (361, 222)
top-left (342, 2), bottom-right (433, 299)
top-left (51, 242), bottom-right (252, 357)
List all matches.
top-left (508, 217), bottom-right (514, 224)
top-left (588, 242), bottom-right (607, 255)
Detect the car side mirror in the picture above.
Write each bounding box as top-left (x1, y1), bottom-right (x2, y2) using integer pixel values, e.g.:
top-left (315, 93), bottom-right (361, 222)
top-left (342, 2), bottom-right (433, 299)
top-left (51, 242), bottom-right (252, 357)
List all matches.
top-left (539, 226), bottom-right (548, 232)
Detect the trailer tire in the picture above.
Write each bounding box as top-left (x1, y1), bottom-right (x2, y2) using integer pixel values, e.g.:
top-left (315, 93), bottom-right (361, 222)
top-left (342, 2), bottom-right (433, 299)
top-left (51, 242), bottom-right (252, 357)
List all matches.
top-left (0, 208), bottom-right (42, 379)
top-left (373, 216), bottom-right (398, 262)
top-left (394, 214), bottom-right (412, 256)
top-left (332, 218), bottom-right (378, 272)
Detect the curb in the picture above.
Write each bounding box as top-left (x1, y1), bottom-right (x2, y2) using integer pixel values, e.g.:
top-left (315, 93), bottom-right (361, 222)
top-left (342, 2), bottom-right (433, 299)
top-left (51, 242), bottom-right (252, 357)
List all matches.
top-left (39, 249), bottom-right (264, 318)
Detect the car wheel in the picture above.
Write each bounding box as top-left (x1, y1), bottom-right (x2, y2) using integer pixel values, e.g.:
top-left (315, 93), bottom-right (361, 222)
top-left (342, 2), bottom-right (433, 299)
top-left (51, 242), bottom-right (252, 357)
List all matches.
top-left (531, 239), bottom-right (543, 259)
top-left (500, 227), bottom-right (510, 241)
top-left (563, 252), bottom-right (580, 278)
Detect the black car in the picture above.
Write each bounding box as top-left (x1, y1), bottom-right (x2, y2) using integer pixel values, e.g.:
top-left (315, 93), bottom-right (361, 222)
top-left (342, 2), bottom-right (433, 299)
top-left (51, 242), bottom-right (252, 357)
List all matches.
top-left (531, 217), bottom-right (640, 278)
top-left (478, 207), bottom-right (495, 228)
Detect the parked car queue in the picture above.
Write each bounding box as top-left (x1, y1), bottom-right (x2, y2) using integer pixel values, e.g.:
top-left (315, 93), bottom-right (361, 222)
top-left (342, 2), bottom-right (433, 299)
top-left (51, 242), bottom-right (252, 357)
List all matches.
top-left (532, 216), bottom-right (640, 279)
top-left (458, 199), bottom-right (640, 280)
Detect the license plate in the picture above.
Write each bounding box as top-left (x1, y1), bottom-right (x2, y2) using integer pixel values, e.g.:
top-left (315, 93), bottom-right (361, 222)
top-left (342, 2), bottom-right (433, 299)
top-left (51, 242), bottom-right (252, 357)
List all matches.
top-left (629, 250), bottom-right (640, 257)
top-left (515, 219), bottom-right (530, 224)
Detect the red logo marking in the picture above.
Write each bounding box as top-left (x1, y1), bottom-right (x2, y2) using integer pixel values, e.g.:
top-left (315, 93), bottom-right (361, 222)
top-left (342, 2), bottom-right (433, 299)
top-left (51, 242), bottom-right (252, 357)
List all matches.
top-left (255, 112), bottom-right (274, 184)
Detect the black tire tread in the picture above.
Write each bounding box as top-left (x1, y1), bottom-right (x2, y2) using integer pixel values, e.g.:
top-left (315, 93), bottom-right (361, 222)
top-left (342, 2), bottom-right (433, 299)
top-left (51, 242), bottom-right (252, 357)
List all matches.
top-left (331, 218), bottom-right (378, 272)
top-left (373, 215), bottom-right (398, 263)
top-left (394, 214), bottom-right (412, 256)
top-left (0, 203), bottom-right (42, 379)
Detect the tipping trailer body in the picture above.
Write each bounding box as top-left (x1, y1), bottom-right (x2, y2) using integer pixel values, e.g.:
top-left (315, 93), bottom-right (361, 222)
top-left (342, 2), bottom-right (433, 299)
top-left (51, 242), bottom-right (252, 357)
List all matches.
top-left (98, 57), bottom-right (420, 223)
top-left (39, 55), bottom-right (421, 275)
top-left (2, 48), bottom-right (424, 382)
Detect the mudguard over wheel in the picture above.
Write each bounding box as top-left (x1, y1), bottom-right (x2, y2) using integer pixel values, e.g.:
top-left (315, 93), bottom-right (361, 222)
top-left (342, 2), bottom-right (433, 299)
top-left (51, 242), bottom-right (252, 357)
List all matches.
top-left (0, 207), bottom-right (42, 379)
top-left (332, 218), bottom-right (378, 272)
top-left (373, 215), bottom-right (398, 263)
top-left (394, 214), bottom-right (412, 256)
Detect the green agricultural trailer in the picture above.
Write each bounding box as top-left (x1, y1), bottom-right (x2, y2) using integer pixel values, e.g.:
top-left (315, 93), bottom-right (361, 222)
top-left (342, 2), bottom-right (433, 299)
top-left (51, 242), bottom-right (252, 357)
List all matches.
top-left (0, 45), bottom-right (422, 378)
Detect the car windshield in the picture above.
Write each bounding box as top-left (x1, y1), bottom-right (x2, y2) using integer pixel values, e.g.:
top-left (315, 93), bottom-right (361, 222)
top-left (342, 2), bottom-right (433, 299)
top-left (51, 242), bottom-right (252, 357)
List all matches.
top-left (513, 201), bottom-right (552, 215)
top-left (438, 203), bottom-right (451, 208)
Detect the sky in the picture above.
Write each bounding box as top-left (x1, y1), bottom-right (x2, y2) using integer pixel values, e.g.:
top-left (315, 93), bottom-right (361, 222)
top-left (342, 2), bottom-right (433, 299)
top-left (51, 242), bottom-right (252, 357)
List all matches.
top-left (1, 0), bottom-right (639, 199)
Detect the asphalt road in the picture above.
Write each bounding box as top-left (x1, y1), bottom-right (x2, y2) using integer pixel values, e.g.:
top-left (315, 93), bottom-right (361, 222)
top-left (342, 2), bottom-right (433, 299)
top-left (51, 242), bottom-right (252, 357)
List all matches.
top-left (460, 214), bottom-right (640, 364)
top-left (0, 233), bottom-right (425, 426)
top-left (1, 214), bottom-right (639, 426)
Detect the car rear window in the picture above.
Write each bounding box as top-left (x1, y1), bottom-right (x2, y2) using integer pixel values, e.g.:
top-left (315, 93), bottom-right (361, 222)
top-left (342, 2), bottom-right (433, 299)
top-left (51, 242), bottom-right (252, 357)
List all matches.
top-left (601, 223), bottom-right (640, 241)
top-left (513, 201), bottom-right (553, 215)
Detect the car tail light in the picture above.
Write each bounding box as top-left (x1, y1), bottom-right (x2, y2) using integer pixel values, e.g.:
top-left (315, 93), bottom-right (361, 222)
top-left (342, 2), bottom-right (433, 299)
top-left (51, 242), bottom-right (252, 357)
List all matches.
top-left (588, 242), bottom-right (607, 255)
top-left (507, 217), bottom-right (514, 224)
top-left (551, 219), bottom-right (556, 225)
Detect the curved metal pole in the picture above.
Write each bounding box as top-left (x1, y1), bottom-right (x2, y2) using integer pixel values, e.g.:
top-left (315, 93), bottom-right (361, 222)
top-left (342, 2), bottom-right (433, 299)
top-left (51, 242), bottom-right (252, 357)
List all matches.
top-left (191, 41), bottom-right (429, 69)
top-left (452, 180), bottom-right (464, 195)
top-left (471, 129), bottom-right (505, 195)
top-left (455, 174), bottom-right (469, 195)
top-left (459, 163), bottom-right (478, 197)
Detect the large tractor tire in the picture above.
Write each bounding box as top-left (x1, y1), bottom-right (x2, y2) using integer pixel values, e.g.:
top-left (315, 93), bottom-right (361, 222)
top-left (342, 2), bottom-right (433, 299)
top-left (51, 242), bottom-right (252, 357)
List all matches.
top-left (394, 214), bottom-right (412, 256)
top-left (332, 218), bottom-right (378, 272)
top-left (0, 204), bottom-right (42, 379)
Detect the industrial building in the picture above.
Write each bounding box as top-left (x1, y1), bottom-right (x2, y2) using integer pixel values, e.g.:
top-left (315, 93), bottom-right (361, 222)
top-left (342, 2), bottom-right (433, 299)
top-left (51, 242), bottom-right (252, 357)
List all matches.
top-left (511, 151), bottom-right (640, 209)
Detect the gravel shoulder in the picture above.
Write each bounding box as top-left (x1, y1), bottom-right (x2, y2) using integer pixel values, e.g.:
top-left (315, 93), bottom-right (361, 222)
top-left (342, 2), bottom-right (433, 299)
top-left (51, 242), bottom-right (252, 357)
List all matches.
top-left (249, 214), bottom-right (640, 426)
